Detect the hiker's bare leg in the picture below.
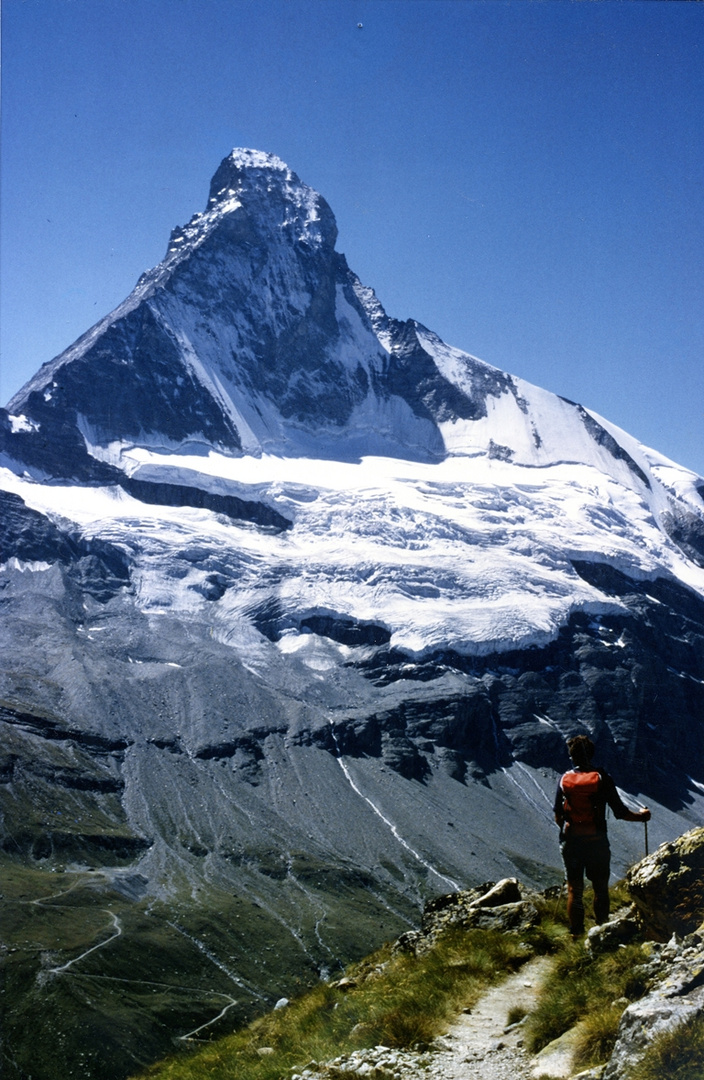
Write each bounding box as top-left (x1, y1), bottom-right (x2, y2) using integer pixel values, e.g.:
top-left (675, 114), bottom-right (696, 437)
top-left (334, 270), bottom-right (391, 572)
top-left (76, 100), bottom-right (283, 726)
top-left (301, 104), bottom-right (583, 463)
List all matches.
top-left (566, 876), bottom-right (585, 936)
top-left (592, 871), bottom-right (610, 925)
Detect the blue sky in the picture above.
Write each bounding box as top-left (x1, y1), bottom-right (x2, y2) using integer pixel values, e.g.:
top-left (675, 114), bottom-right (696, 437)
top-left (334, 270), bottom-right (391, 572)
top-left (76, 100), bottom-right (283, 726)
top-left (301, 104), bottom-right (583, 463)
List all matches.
top-left (2, 0), bottom-right (702, 473)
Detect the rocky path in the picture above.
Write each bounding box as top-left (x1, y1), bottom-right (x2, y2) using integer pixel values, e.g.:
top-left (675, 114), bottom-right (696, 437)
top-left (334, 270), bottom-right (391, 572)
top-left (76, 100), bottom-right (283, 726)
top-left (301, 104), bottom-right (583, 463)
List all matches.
top-left (419, 955), bottom-right (552, 1079)
top-left (292, 955), bottom-right (552, 1080)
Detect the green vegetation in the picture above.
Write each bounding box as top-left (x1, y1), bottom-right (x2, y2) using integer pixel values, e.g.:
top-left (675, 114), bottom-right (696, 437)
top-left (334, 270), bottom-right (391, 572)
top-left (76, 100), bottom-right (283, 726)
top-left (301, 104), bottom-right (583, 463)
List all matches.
top-left (522, 882), bottom-right (649, 1071)
top-left (134, 929), bottom-right (529, 1080)
top-left (130, 882), bottom-right (676, 1080)
top-left (6, 863), bottom-right (688, 1080)
top-left (131, 897), bottom-right (568, 1080)
top-left (571, 1003), bottom-right (627, 1071)
top-left (625, 1015), bottom-right (704, 1080)
top-left (506, 1003), bottom-right (529, 1027)
top-left (0, 850), bottom-right (416, 1080)
top-left (0, 861), bottom-right (274, 1080)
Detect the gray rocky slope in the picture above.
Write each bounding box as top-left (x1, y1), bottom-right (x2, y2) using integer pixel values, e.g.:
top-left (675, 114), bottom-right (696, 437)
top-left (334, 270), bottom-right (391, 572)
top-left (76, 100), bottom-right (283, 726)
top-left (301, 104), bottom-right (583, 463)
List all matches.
top-left (1, 150), bottom-right (704, 1080)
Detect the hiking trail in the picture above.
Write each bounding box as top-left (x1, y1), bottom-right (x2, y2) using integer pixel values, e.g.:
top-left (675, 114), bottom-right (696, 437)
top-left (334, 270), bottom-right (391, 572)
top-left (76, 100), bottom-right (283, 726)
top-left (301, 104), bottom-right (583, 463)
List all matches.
top-left (420, 954), bottom-right (552, 1079)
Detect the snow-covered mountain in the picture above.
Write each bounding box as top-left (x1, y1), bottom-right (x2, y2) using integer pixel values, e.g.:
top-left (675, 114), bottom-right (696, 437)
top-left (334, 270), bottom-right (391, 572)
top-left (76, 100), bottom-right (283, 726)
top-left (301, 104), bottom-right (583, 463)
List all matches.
top-left (2, 150), bottom-right (704, 1080)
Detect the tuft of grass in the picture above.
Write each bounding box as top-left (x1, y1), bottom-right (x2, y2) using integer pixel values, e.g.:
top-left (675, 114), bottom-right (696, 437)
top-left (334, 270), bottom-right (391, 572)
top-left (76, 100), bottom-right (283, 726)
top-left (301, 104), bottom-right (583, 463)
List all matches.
top-left (625, 1015), bottom-right (704, 1080)
top-left (608, 881), bottom-right (632, 910)
top-left (506, 1004), bottom-right (528, 1027)
top-left (523, 939), bottom-right (600, 1050)
top-left (571, 1004), bottom-right (623, 1069)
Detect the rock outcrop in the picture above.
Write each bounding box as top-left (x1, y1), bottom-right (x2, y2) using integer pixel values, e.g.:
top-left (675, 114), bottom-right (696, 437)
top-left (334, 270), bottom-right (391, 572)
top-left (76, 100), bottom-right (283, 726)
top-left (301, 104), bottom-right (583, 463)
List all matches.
top-left (626, 824), bottom-right (704, 940)
top-left (602, 928), bottom-right (704, 1079)
top-left (580, 827), bottom-right (704, 1078)
top-left (393, 877), bottom-right (539, 956)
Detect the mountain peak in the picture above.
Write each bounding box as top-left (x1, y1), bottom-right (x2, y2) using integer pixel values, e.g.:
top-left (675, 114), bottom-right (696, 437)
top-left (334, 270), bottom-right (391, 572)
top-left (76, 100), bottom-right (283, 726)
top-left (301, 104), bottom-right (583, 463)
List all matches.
top-left (203, 148), bottom-right (331, 234)
top-left (207, 148), bottom-right (294, 207)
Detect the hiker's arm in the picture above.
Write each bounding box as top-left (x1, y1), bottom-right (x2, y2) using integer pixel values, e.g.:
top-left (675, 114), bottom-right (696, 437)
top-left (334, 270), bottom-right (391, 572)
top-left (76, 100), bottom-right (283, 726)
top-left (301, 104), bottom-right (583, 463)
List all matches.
top-left (603, 774), bottom-right (651, 822)
top-left (615, 804), bottom-right (650, 822)
top-left (553, 784), bottom-right (565, 827)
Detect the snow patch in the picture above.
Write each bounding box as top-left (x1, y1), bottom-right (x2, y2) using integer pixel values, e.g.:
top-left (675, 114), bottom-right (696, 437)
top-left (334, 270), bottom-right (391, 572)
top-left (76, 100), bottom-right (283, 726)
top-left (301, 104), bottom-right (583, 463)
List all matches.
top-left (1, 557), bottom-right (53, 573)
top-left (7, 414), bottom-right (39, 434)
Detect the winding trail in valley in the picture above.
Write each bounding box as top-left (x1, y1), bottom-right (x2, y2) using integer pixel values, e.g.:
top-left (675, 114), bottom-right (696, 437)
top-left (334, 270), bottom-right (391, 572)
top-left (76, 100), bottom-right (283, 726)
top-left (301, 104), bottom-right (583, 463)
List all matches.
top-left (47, 909), bottom-right (123, 975)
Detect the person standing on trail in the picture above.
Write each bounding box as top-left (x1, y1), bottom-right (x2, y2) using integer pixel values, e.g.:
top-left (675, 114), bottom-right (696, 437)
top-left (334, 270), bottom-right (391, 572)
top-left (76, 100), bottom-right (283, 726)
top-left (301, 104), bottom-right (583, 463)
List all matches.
top-left (554, 734), bottom-right (650, 938)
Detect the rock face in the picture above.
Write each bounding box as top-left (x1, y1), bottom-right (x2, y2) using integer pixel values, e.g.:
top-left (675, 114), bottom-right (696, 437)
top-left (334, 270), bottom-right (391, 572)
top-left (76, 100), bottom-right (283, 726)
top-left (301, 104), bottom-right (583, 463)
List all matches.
top-left (603, 931), bottom-right (704, 1080)
top-left (2, 150), bottom-right (704, 1080)
top-left (585, 911), bottom-right (640, 955)
top-left (626, 825), bottom-right (704, 940)
top-left (3, 150), bottom-right (464, 470)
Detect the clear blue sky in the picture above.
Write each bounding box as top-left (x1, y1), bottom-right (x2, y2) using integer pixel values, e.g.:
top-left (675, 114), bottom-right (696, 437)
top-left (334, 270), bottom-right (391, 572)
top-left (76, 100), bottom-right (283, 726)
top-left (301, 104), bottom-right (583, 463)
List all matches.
top-left (2, 0), bottom-right (702, 474)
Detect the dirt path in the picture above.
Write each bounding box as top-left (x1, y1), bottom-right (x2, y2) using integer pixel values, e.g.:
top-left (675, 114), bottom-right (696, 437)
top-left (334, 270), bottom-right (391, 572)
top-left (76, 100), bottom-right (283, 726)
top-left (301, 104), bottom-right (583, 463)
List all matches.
top-left (420, 955), bottom-right (552, 1079)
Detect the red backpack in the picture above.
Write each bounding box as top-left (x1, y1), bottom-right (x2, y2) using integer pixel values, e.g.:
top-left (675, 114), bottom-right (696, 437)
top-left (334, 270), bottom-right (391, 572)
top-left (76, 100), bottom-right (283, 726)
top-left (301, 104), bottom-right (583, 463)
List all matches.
top-left (560, 770), bottom-right (602, 835)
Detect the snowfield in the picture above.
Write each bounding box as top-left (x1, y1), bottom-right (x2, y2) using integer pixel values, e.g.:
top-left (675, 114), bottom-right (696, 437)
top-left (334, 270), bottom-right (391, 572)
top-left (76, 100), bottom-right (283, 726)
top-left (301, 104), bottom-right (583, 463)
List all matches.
top-left (3, 417), bottom-right (704, 663)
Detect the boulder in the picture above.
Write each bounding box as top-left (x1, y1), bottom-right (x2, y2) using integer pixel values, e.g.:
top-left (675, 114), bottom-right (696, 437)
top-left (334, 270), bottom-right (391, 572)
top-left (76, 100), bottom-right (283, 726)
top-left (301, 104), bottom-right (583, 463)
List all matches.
top-left (585, 911), bottom-right (640, 955)
top-left (471, 877), bottom-right (522, 908)
top-left (394, 879), bottom-right (535, 954)
top-left (530, 1025), bottom-right (583, 1078)
top-left (461, 900), bottom-right (539, 933)
top-left (626, 826), bottom-right (704, 940)
top-left (391, 930), bottom-right (422, 957)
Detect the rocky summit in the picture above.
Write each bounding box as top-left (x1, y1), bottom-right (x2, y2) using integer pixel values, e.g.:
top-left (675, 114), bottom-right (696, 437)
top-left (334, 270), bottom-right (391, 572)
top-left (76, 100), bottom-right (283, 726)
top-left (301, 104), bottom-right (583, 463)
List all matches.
top-left (1, 150), bottom-right (704, 1080)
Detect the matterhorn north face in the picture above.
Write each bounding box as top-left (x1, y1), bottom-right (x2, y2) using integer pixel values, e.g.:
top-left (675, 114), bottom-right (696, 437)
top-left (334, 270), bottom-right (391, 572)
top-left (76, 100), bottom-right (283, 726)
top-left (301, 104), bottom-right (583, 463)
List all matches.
top-left (1, 150), bottom-right (704, 1080)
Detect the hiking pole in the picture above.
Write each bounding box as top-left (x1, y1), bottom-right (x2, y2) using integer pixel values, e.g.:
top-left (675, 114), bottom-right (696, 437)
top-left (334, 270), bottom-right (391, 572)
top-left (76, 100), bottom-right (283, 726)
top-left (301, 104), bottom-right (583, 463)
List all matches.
top-left (631, 798), bottom-right (650, 858)
top-left (617, 786), bottom-right (650, 859)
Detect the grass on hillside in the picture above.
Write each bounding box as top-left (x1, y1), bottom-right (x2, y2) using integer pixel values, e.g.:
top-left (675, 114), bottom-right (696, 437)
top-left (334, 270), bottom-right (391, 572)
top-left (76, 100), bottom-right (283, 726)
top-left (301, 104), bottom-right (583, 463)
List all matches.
top-left (524, 938), bottom-right (649, 1064)
top-left (133, 882), bottom-right (675, 1080)
top-left (132, 901), bottom-right (568, 1080)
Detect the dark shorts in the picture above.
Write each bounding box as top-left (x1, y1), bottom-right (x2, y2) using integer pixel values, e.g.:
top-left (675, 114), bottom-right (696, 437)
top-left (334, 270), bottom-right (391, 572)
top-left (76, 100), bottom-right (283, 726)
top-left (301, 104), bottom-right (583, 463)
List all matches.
top-left (560, 833), bottom-right (610, 884)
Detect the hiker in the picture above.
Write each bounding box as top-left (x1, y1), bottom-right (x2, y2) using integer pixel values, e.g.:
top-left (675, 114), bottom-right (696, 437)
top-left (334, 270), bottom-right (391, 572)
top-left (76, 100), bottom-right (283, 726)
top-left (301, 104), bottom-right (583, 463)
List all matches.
top-left (554, 734), bottom-right (650, 937)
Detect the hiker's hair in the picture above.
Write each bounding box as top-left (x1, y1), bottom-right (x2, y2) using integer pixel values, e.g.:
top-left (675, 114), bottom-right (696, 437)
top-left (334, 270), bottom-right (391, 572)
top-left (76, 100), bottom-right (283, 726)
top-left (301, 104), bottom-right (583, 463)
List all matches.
top-left (567, 735), bottom-right (595, 767)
